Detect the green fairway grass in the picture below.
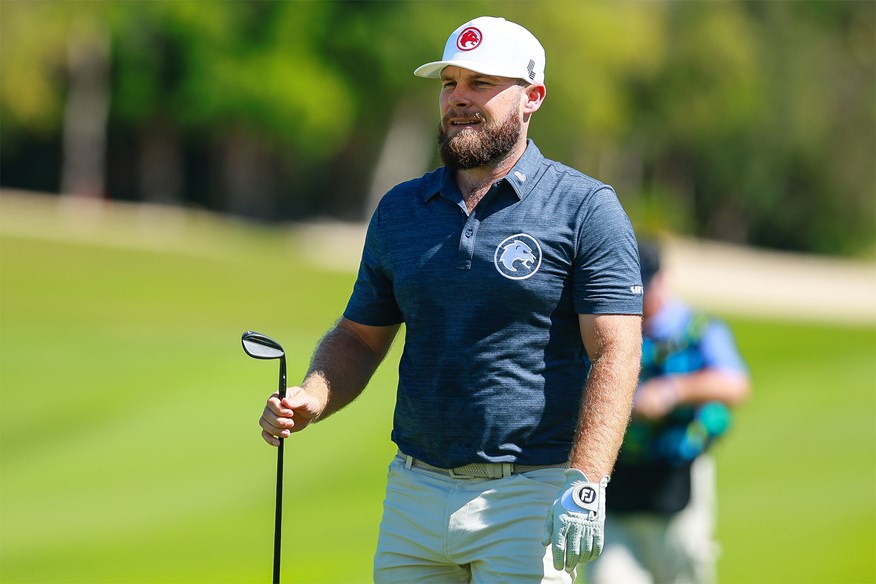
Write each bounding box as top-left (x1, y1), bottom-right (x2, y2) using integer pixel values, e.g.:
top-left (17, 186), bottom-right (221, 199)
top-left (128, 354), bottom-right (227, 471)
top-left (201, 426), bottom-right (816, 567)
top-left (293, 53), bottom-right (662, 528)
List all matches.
top-left (1, 198), bottom-right (873, 583)
top-left (710, 318), bottom-right (876, 584)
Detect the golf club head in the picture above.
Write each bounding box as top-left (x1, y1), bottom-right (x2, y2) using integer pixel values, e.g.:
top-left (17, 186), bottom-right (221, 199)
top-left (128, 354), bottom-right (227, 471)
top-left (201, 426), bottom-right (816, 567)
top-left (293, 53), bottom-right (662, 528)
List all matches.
top-left (241, 331), bottom-right (285, 360)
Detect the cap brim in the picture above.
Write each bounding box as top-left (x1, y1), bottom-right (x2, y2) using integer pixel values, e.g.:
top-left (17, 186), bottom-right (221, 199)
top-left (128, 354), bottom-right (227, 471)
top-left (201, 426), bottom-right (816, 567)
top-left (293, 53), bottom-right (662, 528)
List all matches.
top-left (414, 59), bottom-right (526, 80)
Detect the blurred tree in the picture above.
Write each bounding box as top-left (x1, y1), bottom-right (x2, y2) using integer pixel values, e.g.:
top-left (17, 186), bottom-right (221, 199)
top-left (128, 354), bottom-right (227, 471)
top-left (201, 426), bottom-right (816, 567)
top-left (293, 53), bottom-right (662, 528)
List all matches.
top-left (605, 0), bottom-right (874, 256)
top-left (0, 0), bottom-right (873, 255)
top-left (632, 1), bottom-right (765, 241)
top-left (61, 15), bottom-right (111, 199)
top-left (2, 1), bottom-right (111, 198)
top-left (108, 1), bottom-right (359, 215)
top-left (1, 3), bottom-right (69, 140)
top-left (740, 1), bottom-right (875, 255)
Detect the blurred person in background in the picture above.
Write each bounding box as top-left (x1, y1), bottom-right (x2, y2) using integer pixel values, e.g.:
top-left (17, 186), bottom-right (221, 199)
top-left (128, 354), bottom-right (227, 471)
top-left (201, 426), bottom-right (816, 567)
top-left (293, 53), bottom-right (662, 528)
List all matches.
top-left (586, 238), bottom-right (751, 584)
top-left (258, 15), bottom-right (643, 584)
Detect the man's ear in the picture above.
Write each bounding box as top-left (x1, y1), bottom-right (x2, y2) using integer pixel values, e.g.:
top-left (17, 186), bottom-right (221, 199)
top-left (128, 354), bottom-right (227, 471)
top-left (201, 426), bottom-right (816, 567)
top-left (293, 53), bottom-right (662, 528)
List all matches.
top-left (523, 83), bottom-right (547, 115)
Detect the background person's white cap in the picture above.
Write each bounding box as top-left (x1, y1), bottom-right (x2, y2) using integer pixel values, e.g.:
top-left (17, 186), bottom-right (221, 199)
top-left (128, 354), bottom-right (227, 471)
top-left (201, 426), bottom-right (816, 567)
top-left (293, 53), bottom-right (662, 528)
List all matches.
top-left (414, 16), bottom-right (545, 84)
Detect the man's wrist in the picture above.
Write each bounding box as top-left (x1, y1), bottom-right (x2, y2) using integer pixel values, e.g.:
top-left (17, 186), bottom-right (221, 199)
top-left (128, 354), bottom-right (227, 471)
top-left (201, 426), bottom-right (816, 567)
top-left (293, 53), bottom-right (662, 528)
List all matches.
top-left (300, 373), bottom-right (331, 410)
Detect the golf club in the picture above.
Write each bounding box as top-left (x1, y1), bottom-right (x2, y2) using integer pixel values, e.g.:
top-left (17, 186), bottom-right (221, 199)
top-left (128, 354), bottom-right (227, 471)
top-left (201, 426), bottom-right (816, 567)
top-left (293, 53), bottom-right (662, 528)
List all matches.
top-left (241, 331), bottom-right (286, 584)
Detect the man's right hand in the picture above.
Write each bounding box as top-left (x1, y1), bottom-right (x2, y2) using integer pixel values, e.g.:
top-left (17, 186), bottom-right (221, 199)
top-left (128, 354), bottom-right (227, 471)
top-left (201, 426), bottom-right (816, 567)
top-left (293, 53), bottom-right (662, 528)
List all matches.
top-left (259, 387), bottom-right (324, 446)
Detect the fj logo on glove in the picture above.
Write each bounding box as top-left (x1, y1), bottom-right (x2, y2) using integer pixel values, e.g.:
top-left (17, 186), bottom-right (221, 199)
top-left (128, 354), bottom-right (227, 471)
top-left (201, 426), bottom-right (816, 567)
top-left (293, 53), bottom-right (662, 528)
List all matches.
top-left (573, 486), bottom-right (596, 507)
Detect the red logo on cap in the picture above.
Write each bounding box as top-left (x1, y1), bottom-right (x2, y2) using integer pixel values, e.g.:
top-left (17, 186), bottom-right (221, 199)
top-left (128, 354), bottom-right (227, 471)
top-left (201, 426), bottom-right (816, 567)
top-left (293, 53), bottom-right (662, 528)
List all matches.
top-left (457, 27), bottom-right (482, 51)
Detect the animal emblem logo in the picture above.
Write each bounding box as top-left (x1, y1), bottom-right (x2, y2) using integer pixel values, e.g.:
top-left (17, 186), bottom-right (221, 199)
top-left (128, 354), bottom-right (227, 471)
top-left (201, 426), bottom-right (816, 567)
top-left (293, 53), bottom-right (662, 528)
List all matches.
top-left (499, 241), bottom-right (535, 272)
top-left (457, 27), bottom-right (482, 51)
top-left (494, 234), bottom-right (542, 280)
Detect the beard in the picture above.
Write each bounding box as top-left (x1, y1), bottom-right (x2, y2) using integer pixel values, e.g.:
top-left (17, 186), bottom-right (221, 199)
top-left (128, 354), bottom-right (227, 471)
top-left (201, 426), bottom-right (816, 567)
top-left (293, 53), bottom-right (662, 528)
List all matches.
top-left (437, 105), bottom-right (522, 170)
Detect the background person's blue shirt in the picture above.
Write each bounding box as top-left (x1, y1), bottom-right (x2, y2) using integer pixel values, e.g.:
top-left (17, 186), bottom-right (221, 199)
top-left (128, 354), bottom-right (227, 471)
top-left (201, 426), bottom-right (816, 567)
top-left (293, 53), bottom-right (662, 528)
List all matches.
top-left (645, 299), bottom-right (748, 375)
top-left (344, 141), bottom-right (642, 468)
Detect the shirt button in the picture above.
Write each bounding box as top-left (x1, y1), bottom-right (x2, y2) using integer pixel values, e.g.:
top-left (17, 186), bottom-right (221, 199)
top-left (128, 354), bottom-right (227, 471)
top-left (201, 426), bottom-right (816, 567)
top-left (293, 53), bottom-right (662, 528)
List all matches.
top-left (465, 229), bottom-right (473, 237)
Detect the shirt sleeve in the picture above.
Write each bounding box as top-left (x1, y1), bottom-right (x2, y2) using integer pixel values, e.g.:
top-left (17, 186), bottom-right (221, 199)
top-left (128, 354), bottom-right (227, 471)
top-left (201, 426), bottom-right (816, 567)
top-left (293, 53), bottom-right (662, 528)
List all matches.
top-left (343, 206), bottom-right (405, 326)
top-left (700, 319), bottom-right (749, 374)
top-left (572, 186), bottom-right (644, 315)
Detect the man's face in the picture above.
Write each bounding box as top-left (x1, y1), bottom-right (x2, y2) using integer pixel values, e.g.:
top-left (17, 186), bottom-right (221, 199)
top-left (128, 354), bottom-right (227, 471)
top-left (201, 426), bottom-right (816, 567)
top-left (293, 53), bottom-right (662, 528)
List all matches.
top-left (436, 67), bottom-right (527, 170)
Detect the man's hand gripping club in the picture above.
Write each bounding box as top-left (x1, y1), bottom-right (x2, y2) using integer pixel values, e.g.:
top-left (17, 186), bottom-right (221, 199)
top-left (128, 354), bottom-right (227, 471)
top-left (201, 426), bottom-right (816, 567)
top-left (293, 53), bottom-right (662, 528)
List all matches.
top-left (542, 468), bottom-right (609, 572)
top-left (259, 387), bottom-right (324, 446)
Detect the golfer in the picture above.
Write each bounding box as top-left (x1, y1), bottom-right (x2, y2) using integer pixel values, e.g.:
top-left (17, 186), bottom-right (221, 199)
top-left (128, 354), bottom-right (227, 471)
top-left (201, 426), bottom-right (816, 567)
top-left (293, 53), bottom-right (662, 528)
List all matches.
top-left (259, 16), bottom-right (643, 583)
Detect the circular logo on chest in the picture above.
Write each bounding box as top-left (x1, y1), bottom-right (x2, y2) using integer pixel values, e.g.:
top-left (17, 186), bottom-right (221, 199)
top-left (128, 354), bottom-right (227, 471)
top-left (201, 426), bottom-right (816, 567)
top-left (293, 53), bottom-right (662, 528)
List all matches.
top-left (494, 234), bottom-right (542, 280)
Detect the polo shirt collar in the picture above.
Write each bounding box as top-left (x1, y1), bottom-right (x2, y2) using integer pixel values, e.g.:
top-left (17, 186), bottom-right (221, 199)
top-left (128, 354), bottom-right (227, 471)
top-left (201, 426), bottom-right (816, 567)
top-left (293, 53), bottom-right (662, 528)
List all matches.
top-left (503, 140), bottom-right (543, 200)
top-left (422, 139), bottom-right (545, 204)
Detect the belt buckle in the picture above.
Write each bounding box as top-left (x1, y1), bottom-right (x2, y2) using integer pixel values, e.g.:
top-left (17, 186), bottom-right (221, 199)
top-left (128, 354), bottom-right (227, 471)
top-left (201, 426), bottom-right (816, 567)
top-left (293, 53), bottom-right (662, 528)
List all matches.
top-left (447, 467), bottom-right (465, 479)
top-left (448, 465), bottom-right (477, 479)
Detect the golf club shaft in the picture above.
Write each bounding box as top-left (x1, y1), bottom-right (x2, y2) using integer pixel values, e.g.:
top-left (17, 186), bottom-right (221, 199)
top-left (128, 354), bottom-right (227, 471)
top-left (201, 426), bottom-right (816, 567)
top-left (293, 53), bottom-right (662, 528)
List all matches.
top-left (273, 440), bottom-right (283, 583)
top-left (273, 359), bottom-right (286, 584)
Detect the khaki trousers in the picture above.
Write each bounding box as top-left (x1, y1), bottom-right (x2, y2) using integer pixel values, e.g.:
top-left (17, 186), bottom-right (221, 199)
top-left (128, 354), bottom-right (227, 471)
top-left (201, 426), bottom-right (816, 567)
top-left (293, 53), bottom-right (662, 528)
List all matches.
top-left (373, 452), bottom-right (576, 584)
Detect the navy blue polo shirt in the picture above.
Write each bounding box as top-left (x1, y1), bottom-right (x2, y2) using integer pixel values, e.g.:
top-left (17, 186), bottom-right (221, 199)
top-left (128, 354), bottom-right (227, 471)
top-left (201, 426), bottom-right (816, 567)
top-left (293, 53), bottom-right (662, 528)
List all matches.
top-left (344, 141), bottom-right (642, 468)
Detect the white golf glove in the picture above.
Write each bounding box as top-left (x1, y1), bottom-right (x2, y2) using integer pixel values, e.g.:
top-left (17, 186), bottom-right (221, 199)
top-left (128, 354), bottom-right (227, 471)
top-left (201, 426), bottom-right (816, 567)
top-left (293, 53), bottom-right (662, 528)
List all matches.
top-left (542, 468), bottom-right (609, 572)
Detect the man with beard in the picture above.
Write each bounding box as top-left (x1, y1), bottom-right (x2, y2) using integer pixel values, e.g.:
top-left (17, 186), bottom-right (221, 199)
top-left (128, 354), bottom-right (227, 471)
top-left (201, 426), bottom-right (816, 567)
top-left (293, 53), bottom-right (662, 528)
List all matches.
top-left (258, 16), bottom-right (642, 583)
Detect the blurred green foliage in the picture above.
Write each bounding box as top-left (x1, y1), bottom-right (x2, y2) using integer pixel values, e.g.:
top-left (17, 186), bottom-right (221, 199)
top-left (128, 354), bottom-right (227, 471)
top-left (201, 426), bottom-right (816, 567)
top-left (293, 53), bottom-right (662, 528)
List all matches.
top-left (1, 1), bottom-right (874, 255)
top-left (0, 196), bottom-right (873, 582)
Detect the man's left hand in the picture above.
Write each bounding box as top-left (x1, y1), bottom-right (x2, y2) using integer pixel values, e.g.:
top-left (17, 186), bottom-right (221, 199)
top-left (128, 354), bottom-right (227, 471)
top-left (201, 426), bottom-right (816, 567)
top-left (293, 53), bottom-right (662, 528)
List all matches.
top-left (542, 469), bottom-right (609, 572)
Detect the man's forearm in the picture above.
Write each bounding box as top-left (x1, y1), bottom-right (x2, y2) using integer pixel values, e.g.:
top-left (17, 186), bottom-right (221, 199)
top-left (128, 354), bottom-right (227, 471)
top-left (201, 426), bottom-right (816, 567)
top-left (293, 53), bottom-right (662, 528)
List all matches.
top-left (301, 321), bottom-right (397, 422)
top-left (571, 315), bottom-right (642, 478)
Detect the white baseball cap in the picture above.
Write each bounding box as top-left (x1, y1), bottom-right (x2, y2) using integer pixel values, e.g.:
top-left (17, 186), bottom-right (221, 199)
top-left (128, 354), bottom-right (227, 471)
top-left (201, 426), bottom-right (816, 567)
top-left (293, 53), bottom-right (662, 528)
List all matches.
top-left (414, 16), bottom-right (545, 84)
